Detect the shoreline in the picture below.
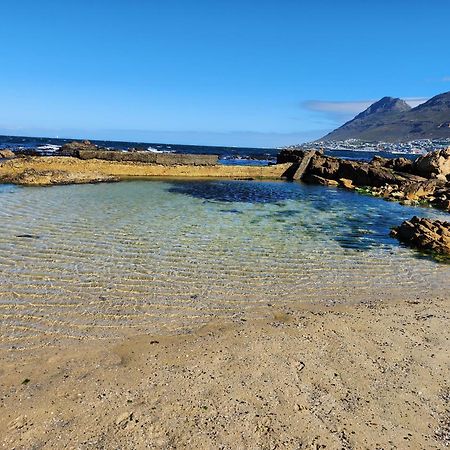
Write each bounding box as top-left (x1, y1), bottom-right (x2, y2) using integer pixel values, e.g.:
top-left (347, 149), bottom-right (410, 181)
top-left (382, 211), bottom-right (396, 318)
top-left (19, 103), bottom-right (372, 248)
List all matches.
top-left (1, 295), bottom-right (449, 449)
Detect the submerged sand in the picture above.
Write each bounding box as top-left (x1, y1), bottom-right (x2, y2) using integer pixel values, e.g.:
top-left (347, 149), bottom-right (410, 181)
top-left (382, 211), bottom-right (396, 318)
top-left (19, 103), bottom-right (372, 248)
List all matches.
top-left (1, 296), bottom-right (449, 449)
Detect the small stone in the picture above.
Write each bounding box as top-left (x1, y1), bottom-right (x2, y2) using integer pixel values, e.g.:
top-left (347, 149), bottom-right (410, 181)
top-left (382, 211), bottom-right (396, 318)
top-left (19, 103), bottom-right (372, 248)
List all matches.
top-left (115, 411), bottom-right (133, 426)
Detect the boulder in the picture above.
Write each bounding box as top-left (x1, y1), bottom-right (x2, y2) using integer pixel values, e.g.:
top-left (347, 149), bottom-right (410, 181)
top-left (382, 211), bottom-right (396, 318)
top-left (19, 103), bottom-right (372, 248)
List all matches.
top-left (413, 147), bottom-right (450, 179)
top-left (390, 216), bottom-right (450, 256)
top-left (402, 179), bottom-right (440, 200)
top-left (58, 140), bottom-right (98, 156)
top-left (389, 157), bottom-right (414, 173)
top-left (0, 149), bottom-right (15, 159)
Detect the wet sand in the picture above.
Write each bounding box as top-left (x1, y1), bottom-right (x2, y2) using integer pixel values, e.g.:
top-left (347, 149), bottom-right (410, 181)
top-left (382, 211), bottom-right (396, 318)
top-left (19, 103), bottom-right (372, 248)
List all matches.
top-left (1, 295), bottom-right (449, 449)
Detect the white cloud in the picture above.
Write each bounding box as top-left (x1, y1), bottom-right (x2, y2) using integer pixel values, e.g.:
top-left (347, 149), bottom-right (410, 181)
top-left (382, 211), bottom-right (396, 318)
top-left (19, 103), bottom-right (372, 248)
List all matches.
top-left (442, 76), bottom-right (450, 82)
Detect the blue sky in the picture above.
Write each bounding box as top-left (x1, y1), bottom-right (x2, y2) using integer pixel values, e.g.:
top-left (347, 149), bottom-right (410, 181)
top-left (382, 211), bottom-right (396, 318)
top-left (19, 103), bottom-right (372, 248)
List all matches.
top-left (1, 0), bottom-right (449, 147)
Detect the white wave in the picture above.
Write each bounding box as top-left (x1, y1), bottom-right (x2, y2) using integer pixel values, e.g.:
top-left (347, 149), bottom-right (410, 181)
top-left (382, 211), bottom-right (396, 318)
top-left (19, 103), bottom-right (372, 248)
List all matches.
top-left (37, 144), bottom-right (61, 152)
top-left (147, 146), bottom-right (174, 153)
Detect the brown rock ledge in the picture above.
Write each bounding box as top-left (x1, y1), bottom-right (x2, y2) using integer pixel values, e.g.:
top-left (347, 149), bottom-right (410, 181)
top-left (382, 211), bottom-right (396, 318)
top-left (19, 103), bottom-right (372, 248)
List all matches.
top-left (0, 156), bottom-right (291, 185)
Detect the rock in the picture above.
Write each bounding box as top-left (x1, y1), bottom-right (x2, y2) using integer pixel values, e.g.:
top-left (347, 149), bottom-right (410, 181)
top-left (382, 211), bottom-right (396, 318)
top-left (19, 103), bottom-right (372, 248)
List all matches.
top-left (304, 174), bottom-right (339, 186)
top-left (0, 149), bottom-right (15, 159)
top-left (0, 169), bottom-right (119, 186)
top-left (413, 147), bottom-right (450, 180)
top-left (77, 150), bottom-right (218, 166)
top-left (290, 150), bottom-right (317, 180)
top-left (339, 178), bottom-right (355, 189)
top-left (276, 148), bottom-right (322, 164)
top-left (8, 415), bottom-right (28, 430)
top-left (58, 140), bottom-right (98, 156)
top-left (308, 154), bottom-right (341, 179)
top-left (371, 155), bottom-right (390, 167)
top-left (115, 411), bottom-right (133, 426)
top-left (390, 216), bottom-right (450, 257)
top-left (402, 179), bottom-right (440, 201)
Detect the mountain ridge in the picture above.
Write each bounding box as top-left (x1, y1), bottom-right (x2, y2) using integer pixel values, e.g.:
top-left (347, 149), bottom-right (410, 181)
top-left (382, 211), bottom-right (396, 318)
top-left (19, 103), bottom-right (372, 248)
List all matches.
top-left (321, 91), bottom-right (450, 142)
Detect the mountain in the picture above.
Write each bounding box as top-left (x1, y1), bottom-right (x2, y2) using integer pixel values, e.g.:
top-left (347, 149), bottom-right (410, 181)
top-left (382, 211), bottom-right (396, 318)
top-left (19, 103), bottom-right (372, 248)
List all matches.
top-left (321, 91), bottom-right (450, 142)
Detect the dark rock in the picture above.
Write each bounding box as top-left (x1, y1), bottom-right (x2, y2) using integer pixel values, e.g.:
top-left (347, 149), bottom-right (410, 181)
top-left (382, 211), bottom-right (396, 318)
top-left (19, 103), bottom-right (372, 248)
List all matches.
top-left (276, 148), bottom-right (322, 164)
top-left (390, 216), bottom-right (450, 257)
top-left (76, 150), bottom-right (218, 166)
top-left (58, 140), bottom-right (98, 156)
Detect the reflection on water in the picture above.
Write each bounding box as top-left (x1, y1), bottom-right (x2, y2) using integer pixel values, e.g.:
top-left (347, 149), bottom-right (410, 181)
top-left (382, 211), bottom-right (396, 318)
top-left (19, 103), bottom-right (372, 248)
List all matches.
top-left (0, 179), bottom-right (449, 349)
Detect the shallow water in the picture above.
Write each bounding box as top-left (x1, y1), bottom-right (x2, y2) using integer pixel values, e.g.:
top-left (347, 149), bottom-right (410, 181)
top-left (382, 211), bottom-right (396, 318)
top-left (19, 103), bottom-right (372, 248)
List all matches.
top-left (0, 180), bottom-right (449, 348)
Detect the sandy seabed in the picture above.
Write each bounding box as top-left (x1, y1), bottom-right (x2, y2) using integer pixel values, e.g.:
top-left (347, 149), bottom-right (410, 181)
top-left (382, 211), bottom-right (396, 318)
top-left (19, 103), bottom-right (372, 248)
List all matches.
top-left (1, 295), bottom-right (449, 449)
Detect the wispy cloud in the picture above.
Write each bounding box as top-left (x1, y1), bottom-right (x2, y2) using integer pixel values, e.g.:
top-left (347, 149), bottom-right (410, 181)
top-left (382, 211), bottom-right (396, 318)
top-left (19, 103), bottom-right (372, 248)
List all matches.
top-left (442, 76), bottom-right (450, 82)
top-left (301, 97), bottom-right (428, 121)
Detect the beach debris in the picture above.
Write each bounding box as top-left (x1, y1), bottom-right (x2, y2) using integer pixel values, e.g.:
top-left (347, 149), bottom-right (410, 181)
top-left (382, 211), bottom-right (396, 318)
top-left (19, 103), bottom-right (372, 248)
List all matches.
top-left (8, 415), bottom-right (28, 431)
top-left (21, 378), bottom-right (31, 385)
top-left (115, 411), bottom-right (133, 427)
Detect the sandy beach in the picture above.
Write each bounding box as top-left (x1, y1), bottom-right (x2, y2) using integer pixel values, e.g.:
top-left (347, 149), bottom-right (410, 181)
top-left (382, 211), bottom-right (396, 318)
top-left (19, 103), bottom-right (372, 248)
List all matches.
top-left (1, 295), bottom-right (449, 449)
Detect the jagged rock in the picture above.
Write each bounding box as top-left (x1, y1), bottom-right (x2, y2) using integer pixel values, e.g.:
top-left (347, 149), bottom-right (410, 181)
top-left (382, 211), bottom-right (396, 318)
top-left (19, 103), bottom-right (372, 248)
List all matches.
top-left (276, 149), bottom-right (322, 164)
top-left (402, 179), bottom-right (440, 200)
top-left (308, 155), bottom-right (341, 178)
top-left (390, 216), bottom-right (450, 256)
top-left (372, 155), bottom-right (414, 173)
top-left (0, 149), bottom-right (15, 159)
top-left (0, 169), bottom-right (119, 186)
top-left (58, 140), bottom-right (99, 156)
top-left (413, 147), bottom-right (450, 180)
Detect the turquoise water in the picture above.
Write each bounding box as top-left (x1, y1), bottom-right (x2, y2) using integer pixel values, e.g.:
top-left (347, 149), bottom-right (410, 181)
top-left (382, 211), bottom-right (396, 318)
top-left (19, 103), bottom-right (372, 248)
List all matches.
top-left (0, 180), bottom-right (449, 348)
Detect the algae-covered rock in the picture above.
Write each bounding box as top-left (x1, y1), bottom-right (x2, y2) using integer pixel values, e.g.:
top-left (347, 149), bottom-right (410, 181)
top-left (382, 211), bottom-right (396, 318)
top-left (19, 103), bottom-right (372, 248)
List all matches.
top-left (0, 169), bottom-right (119, 186)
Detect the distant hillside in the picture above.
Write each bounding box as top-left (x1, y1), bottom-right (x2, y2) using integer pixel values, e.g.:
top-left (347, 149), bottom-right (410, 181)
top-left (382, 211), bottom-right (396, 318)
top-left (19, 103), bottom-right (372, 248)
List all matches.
top-left (321, 91), bottom-right (450, 142)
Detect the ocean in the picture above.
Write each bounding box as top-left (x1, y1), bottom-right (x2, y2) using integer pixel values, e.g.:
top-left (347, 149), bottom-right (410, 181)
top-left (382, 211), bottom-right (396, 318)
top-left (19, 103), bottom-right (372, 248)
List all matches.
top-left (0, 134), bottom-right (419, 165)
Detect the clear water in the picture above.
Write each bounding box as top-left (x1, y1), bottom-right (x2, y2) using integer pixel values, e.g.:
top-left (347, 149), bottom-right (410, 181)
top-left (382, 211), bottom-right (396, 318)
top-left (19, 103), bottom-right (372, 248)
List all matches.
top-left (0, 180), bottom-right (449, 349)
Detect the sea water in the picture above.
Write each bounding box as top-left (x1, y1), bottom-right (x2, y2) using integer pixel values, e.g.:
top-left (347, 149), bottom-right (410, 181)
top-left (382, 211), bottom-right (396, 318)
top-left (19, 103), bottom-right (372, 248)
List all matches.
top-left (0, 180), bottom-right (449, 348)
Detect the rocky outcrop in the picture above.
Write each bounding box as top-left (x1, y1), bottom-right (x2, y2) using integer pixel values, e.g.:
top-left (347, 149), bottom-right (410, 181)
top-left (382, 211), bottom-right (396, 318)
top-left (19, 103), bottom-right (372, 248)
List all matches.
top-left (413, 147), bottom-right (450, 180)
top-left (58, 140), bottom-right (98, 156)
top-left (390, 217), bottom-right (450, 257)
top-left (0, 169), bottom-right (119, 186)
top-left (58, 141), bottom-right (218, 166)
top-left (77, 150), bottom-right (218, 166)
top-left (0, 149), bottom-right (15, 159)
top-left (279, 147), bottom-right (450, 212)
top-left (0, 156), bottom-right (291, 185)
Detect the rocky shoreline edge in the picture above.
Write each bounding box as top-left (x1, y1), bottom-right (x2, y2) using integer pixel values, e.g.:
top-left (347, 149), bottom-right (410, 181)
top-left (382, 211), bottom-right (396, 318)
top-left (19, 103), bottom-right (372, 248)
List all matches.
top-left (1, 141), bottom-right (449, 257)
